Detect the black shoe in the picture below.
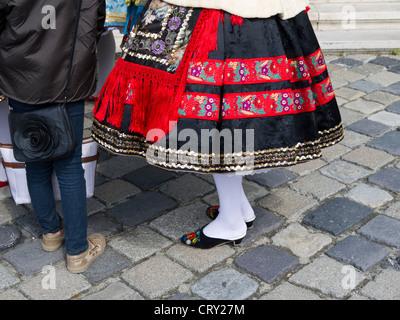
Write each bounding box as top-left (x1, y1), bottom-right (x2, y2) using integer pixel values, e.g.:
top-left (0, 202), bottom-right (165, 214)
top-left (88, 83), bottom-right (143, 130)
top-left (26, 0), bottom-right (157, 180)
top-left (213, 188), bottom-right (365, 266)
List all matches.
top-left (181, 227), bottom-right (245, 249)
top-left (206, 206), bottom-right (255, 229)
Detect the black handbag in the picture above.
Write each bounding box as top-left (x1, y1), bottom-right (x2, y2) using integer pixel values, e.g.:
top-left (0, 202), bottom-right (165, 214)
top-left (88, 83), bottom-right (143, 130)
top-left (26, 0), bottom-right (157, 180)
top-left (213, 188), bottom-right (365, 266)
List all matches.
top-left (8, 103), bottom-right (76, 162)
top-left (8, 0), bottom-right (82, 162)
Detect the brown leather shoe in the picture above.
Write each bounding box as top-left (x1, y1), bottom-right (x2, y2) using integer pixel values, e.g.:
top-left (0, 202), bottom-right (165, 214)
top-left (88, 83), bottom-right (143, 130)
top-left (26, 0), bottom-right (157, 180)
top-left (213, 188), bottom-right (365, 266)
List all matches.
top-left (67, 234), bottom-right (106, 274)
top-left (42, 226), bottom-right (65, 252)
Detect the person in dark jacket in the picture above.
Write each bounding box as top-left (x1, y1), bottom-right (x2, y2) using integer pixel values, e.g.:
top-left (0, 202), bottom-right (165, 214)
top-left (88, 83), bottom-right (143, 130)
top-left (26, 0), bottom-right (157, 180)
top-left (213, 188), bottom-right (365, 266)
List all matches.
top-left (0, 0), bottom-right (107, 273)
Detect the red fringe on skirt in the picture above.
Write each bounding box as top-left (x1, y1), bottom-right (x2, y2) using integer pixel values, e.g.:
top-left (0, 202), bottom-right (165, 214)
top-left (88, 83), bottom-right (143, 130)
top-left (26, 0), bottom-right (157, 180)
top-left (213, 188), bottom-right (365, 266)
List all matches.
top-left (93, 9), bottom-right (222, 142)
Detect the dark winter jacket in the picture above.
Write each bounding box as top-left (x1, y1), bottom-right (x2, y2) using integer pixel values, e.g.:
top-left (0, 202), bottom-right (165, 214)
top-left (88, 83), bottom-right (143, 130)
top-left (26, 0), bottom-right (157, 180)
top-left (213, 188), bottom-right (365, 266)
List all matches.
top-left (0, 0), bottom-right (105, 104)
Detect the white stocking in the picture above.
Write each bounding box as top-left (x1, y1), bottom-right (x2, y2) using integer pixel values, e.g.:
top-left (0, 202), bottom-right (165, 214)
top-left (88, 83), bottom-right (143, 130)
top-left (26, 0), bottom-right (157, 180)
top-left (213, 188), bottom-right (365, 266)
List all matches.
top-left (203, 174), bottom-right (247, 240)
top-left (240, 181), bottom-right (255, 222)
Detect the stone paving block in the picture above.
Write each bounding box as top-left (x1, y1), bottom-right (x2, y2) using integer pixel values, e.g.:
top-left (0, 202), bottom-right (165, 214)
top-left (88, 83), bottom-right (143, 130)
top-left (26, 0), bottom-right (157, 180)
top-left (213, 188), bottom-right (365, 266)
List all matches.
top-left (122, 254), bottom-right (193, 299)
top-left (338, 107), bottom-right (365, 127)
top-left (330, 57), bottom-right (363, 69)
top-left (159, 174), bottom-right (214, 202)
top-left (0, 264), bottom-right (20, 291)
top-left (360, 269), bottom-right (400, 300)
top-left (384, 201), bottom-right (400, 220)
top-left (325, 235), bottom-right (390, 272)
top-left (19, 265), bottom-right (91, 300)
top-left (369, 56), bottom-right (400, 68)
top-left (260, 282), bottom-right (322, 300)
top-left (166, 243), bottom-right (235, 273)
top-left (351, 63), bottom-right (385, 76)
top-left (290, 172), bottom-right (345, 201)
top-left (234, 245), bottom-right (299, 283)
top-left (149, 202), bottom-right (210, 241)
top-left (272, 223), bottom-right (332, 259)
top-left (363, 91), bottom-right (400, 106)
top-left (335, 96), bottom-right (348, 107)
top-left (97, 147), bottom-right (113, 163)
top-left (241, 207), bottom-right (284, 246)
top-left (286, 158), bottom-right (326, 176)
top-left (94, 173), bottom-right (108, 187)
top-left (389, 64), bottom-right (400, 75)
top-left (368, 167), bottom-right (400, 193)
top-left (2, 239), bottom-right (65, 276)
top-left (96, 156), bottom-right (148, 179)
top-left (346, 119), bottom-right (390, 137)
top-left (337, 70), bottom-right (367, 84)
top-left (122, 165), bottom-right (176, 190)
top-left (367, 131), bottom-right (400, 156)
top-left (387, 101), bottom-right (400, 114)
top-left (345, 184), bottom-right (393, 208)
top-left (0, 184), bottom-right (11, 201)
top-left (94, 179), bottom-right (141, 206)
top-left (0, 198), bottom-right (28, 225)
top-left (83, 282), bottom-right (144, 300)
top-left (347, 80), bottom-right (382, 93)
top-left (109, 226), bottom-right (173, 263)
top-left (81, 247), bottom-right (131, 284)
top-left (368, 111), bottom-right (400, 127)
top-left (383, 81), bottom-right (400, 95)
top-left (319, 160), bottom-right (372, 184)
top-left (87, 213), bottom-right (123, 238)
top-left (242, 179), bottom-right (269, 202)
top-left (302, 197), bottom-right (373, 236)
top-left (86, 197), bottom-right (107, 216)
top-left (342, 99), bottom-right (385, 114)
top-left (326, 61), bottom-right (346, 72)
top-left (258, 188), bottom-right (317, 221)
top-left (335, 87), bottom-right (365, 100)
top-left (288, 256), bottom-right (365, 299)
top-left (0, 288), bottom-right (27, 300)
top-left (106, 191), bottom-right (176, 228)
top-left (321, 143), bottom-right (350, 162)
top-left (190, 268), bottom-right (258, 300)
top-left (357, 215), bottom-right (400, 249)
top-left (194, 173), bottom-right (214, 183)
top-left (246, 169), bottom-right (297, 189)
top-left (339, 130), bottom-right (370, 148)
top-left (330, 73), bottom-right (349, 89)
top-left (342, 146), bottom-right (394, 171)
top-left (365, 71), bottom-right (400, 87)
top-left (0, 225), bottom-right (21, 251)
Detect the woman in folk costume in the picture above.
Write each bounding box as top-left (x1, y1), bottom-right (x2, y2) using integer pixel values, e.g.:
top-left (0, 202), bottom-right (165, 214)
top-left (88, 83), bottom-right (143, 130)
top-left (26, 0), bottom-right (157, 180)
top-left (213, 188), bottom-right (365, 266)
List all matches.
top-left (92, 0), bottom-right (344, 249)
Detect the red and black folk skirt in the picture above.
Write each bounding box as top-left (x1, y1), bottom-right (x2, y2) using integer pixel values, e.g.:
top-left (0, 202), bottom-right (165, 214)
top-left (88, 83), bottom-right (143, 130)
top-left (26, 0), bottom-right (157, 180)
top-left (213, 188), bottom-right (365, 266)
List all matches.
top-left (92, 0), bottom-right (344, 174)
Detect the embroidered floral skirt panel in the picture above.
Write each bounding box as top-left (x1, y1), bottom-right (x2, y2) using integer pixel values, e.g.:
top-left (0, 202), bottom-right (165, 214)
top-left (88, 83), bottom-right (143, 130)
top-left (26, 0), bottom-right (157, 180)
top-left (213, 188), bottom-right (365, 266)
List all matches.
top-left (92, 0), bottom-right (344, 174)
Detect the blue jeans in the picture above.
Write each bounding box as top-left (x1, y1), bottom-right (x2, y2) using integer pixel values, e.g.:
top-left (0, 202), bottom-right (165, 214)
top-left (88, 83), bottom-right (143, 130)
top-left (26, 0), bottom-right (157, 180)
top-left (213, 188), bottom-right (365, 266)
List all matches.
top-left (9, 99), bottom-right (88, 255)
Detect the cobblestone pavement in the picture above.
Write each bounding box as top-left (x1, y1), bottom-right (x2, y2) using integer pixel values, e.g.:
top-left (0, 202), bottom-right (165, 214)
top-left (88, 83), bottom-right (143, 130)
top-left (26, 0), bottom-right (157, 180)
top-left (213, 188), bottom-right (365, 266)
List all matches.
top-left (1, 53), bottom-right (400, 301)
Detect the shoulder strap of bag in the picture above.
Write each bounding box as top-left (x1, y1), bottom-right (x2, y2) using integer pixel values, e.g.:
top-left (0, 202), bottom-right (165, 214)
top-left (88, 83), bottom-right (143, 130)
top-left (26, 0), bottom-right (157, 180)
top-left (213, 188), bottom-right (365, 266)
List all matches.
top-left (63, 0), bottom-right (83, 102)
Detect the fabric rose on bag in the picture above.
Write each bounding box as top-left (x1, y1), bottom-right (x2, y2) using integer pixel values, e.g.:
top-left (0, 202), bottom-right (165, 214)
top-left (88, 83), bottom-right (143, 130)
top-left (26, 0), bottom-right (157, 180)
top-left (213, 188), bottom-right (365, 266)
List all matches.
top-left (12, 114), bottom-right (59, 161)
